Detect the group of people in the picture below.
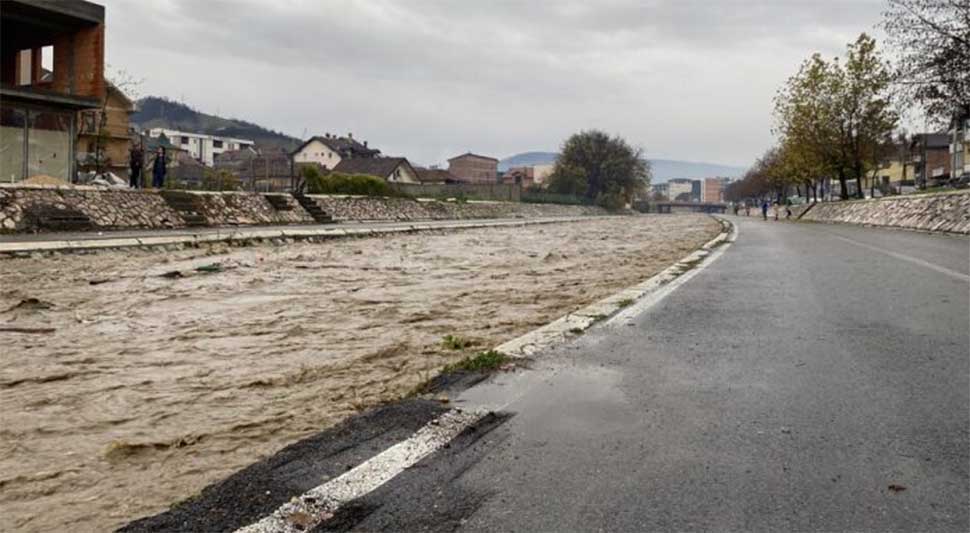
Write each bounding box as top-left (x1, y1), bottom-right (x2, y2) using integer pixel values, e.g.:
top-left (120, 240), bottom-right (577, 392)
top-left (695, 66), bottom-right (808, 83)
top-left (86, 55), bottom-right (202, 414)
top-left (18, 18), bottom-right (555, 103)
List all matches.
top-left (734, 201), bottom-right (793, 221)
top-left (128, 145), bottom-right (169, 189)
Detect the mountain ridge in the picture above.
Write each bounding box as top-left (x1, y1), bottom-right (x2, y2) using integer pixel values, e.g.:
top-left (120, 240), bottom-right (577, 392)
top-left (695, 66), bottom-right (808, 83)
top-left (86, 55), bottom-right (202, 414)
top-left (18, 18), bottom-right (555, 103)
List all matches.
top-left (131, 96), bottom-right (302, 151)
top-left (499, 151), bottom-right (745, 182)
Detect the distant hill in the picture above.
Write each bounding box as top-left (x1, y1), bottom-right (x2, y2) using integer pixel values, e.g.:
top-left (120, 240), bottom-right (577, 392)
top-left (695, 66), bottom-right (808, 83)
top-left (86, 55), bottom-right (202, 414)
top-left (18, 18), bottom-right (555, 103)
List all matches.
top-left (499, 152), bottom-right (745, 182)
top-left (131, 96), bottom-right (301, 151)
top-left (499, 151), bottom-right (559, 170)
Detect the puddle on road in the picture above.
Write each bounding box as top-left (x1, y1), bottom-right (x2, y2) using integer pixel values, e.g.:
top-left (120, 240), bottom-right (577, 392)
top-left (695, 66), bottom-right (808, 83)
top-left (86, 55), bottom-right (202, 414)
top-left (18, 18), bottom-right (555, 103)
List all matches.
top-left (0, 215), bottom-right (719, 532)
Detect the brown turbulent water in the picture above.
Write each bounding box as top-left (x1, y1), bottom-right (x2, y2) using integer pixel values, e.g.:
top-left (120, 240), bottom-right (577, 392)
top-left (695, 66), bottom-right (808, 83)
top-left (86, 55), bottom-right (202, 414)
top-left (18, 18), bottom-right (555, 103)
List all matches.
top-left (0, 215), bottom-right (719, 532)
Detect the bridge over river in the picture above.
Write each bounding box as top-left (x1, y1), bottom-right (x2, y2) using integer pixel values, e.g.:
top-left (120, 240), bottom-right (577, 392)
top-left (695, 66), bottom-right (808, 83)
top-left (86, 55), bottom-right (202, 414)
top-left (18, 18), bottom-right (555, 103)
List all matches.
top-left (633, 201), bottom-right (728, 214)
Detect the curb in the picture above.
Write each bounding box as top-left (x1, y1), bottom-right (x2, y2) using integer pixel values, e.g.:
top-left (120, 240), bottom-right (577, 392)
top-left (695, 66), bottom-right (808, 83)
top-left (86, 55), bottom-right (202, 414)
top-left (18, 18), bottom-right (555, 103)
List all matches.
top-left (495, 215), bottom-right (735, 358)
top-left (795, 217), bottom-right (970, 237)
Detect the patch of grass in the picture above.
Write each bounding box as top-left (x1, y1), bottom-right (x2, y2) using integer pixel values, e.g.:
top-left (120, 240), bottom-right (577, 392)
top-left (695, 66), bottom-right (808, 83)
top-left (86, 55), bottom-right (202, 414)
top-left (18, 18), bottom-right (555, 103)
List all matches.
top-left (443, 350), bottom-right (510, 373)
top-left (617, 298), bottom-right (635, 308)
top-left (591, 313), bottom-right (609, 322)
top-left (441, 334), bottom-right (473, 350)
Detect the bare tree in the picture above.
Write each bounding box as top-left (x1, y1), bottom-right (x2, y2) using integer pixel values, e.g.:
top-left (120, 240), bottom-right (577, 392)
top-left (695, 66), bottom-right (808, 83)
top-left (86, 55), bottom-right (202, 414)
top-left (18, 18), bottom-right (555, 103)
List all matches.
top-left (883, 0), bottom-right (970, 124)
top-left (83, 66), bottom-right (143, 175)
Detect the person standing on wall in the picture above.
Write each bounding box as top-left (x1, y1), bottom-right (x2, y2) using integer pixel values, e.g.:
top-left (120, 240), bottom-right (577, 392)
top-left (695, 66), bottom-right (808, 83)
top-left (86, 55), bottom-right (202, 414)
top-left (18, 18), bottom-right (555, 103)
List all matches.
top-left (151, 147), bottom-right (167, 189)
top-left (129, 141), bottom-right (144, 188)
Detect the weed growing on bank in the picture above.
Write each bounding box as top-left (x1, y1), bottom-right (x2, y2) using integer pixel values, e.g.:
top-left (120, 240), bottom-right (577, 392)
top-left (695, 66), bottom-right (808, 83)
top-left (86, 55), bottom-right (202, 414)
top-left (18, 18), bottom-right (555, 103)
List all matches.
top-left (443, 350), bottom-right (509, 373)
top-left (441, 334), bottom-right (473, 350)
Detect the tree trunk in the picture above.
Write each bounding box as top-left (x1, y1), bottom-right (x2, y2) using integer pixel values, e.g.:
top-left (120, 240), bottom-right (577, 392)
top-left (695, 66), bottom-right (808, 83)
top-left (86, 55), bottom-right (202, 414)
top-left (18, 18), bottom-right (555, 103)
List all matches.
top-left (838, 171), bottom-right (849, 200)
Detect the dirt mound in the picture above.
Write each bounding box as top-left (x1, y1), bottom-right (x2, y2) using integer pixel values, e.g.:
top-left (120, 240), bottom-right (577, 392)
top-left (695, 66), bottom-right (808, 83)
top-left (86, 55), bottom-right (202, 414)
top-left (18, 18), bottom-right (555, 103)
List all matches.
top-left (22, 175), bottom-right (69, 186)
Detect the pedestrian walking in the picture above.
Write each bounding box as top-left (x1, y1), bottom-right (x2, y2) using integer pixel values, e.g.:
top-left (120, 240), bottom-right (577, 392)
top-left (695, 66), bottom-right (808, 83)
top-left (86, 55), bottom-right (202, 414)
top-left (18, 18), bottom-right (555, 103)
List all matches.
top-left (129, 142), bottom-right (144, 188)
top-left (745, 203), bottom-right (751, 216)
top-left (773, 202), bottom-right (780, 221)
top-left (761, 201), bottom-right (769, 220)
top-left (151, 147), bottom-right (167, 189)
top-left (785, 202), bottom-right (793, 220)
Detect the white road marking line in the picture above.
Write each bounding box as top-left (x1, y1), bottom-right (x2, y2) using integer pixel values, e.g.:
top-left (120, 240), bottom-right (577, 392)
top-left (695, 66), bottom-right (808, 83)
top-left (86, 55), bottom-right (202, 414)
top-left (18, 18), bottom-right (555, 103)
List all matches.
top-left (496, 217), bottom-right (736, 357)
top-left (830, 234), bottom-right (969, 283)
top-left (234, 408), bottom-right (488, 533)
top-left (606, 216), bottom-right (737, 326)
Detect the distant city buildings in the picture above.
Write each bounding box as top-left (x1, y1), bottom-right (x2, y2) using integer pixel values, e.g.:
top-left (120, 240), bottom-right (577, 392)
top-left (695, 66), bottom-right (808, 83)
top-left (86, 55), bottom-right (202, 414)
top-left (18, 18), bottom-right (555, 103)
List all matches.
top-left (667, 179), bottom-right (693, 201)
top-left (702, 177), bottom-right (722, 203)
top-left (650, 177), bottom-right (732, 202)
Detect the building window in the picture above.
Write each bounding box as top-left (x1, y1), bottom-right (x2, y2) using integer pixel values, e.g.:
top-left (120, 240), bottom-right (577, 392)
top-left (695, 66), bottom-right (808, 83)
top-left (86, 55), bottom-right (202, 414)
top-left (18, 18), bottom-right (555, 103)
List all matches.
top-left (213, 140), bottom-right (223, 148)
top-left (181, 136), bottom-right (189, 145)
top-left (16, 50), bottom-right (31, 85)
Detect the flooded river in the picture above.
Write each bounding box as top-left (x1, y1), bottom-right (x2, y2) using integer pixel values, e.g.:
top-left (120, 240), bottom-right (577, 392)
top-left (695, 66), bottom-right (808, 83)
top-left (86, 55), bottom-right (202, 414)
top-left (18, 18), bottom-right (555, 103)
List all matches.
top-left (0, 215), bottom-right (719, 531)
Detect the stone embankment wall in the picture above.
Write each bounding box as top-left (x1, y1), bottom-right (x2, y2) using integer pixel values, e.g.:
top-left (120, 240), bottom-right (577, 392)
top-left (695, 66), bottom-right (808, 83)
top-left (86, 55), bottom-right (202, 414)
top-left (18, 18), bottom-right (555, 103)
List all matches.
top-left (800, 190), bottom-right (970, 234)
top-left (0, 184), bottom-right (609, 234)
top-left (0, 185), bottom-right (184, 231)
top-left (192, 192), bottom-right (315, 226)
top-left (305, 195), bottom-right (606, 221)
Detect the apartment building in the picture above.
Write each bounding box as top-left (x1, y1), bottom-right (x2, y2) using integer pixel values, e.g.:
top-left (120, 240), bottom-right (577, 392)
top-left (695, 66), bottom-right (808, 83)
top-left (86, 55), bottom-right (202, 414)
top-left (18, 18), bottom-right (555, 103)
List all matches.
top-left (146, 128), bottom-right (254, 166)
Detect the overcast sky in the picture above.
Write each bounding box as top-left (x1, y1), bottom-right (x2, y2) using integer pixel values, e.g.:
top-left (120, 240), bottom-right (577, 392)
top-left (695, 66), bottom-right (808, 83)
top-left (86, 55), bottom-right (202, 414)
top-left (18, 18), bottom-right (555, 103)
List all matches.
top-left (99, 0), bottom-right (886, 168)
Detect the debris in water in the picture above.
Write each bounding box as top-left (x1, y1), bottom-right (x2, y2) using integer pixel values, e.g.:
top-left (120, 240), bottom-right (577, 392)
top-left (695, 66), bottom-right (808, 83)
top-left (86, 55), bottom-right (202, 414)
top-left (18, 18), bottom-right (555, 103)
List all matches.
top-left (0, 326), bottom-right (56, 334)
top-left (194, 263), bottom-right (224, 274)
top-left (3, 298), bottom-right (54, 313)
top-left (159, 270), bottom-right (184, 279)
top-left (888, 484), bottom-right (907, 493)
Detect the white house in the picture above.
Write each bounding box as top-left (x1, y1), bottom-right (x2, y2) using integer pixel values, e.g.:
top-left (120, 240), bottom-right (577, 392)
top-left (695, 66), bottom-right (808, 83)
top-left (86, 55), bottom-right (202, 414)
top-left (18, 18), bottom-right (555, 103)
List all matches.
top-left (146, 128), bottom-right (255, 166)
top-left (333, 157), bottom-right (419, 184)
top-left (291, 134), bottom-right (381, 170)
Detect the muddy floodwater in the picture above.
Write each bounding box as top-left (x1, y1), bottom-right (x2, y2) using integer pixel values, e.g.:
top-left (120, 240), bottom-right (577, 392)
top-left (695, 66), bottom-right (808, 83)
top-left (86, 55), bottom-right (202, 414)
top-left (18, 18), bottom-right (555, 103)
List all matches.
top-left (0, 214), bottom-right (719, 531)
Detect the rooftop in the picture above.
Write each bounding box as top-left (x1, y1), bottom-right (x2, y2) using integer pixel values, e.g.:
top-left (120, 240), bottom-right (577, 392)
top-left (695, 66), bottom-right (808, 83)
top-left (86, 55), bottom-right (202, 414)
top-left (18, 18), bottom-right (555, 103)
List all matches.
top-left (333, 157), bottom-right (412, 178)
top-left (448, 152), bottom-right (499, 163)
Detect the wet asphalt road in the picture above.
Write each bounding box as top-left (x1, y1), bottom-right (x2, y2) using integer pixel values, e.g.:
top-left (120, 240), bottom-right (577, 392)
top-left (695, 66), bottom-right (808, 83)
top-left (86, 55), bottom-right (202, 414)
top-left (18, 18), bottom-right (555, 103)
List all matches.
top-left (124, 217), bottom-right (969, 532)
top-left (349, 218), bottom-right (970, 532)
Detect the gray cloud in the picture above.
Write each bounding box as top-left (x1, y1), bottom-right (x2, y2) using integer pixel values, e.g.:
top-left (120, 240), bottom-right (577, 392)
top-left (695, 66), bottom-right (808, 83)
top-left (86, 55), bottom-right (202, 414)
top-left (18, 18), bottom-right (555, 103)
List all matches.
top-left (101, 0), bottom-right (885, 167)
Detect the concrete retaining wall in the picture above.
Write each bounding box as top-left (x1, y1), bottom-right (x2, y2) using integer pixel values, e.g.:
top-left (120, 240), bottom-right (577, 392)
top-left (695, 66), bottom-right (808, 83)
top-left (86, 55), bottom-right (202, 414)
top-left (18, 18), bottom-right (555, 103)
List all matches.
top-left (0, 185), bottom-right (609, 234)
top-left (800, 190), bottom-right (970, 234)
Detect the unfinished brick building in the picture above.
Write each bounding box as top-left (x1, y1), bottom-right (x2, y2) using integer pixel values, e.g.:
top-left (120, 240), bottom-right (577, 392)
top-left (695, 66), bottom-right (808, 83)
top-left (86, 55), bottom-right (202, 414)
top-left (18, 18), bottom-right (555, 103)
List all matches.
top-left (1, 0), bottom-right (106, 183)
top-left (447, 152), bottom-right (499, 184)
